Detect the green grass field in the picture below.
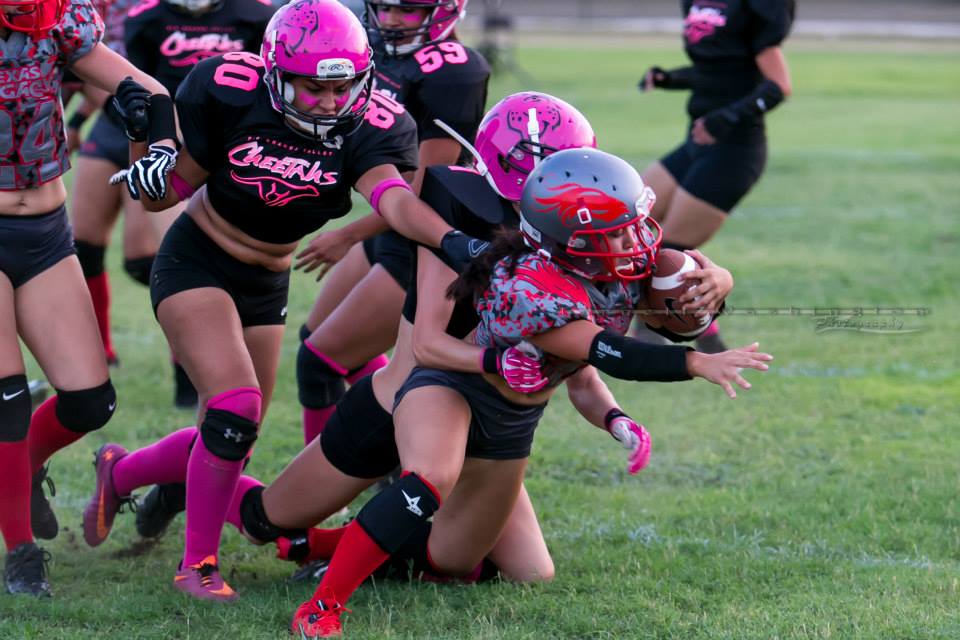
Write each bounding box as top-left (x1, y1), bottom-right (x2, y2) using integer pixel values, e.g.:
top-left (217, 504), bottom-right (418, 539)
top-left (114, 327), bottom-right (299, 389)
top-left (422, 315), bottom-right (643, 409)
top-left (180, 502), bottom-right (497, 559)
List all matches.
top-left (2, 35), bottom-right (959, 639)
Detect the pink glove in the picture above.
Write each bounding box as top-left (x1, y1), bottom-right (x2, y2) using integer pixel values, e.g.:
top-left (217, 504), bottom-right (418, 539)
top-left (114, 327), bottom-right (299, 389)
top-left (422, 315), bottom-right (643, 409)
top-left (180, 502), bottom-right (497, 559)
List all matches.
top-left (482, 343), bottom-right (549, 393)
top-left (605, 410), bottom-right (652, 474)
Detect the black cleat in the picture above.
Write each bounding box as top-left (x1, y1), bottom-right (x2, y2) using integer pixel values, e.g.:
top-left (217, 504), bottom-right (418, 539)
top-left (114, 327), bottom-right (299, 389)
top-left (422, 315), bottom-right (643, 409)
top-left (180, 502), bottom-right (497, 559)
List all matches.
top-left (289, 559), bottom-right (330, 583)
top-left (30, 465), bottom-right (58, 541)
top-left (4, 543), bottom-right (52, 598)
top-left (28, 379), bottom-right (49, 411)
top-left (173, 363), bottom-right (198, 410)
top-left (135, 483), bottom-right (186, 539)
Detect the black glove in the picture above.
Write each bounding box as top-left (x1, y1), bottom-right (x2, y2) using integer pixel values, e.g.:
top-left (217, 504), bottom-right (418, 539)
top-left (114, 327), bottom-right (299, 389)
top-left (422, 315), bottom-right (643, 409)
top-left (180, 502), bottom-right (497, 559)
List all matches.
top-left (638, 65), bottom-right (694, 91)
top-left (124, 143), bottom-right (177, 201)
top-left (440, 230), bottom-right (489, 272)
top-left (105, 76), bottom-right (151, 142)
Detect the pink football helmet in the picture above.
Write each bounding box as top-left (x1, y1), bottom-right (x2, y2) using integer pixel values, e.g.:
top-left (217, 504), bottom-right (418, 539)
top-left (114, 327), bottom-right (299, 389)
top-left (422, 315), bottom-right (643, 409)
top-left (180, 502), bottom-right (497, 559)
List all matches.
top-left (261, 0), bottom-right (374, 140)
top-left (0, 0), bottom-right (67, 36)
top-left (365, 0), bottom-right (467, 56)
top-left (473, 92), bottom-right (597, 202)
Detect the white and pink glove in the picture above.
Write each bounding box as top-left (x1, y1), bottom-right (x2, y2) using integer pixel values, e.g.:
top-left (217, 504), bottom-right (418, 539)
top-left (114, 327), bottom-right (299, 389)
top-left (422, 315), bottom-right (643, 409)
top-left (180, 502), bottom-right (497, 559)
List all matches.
top-left (604, 409), bottom-right (652, 474)
top-left (482, 342), bottom-right (549, 394)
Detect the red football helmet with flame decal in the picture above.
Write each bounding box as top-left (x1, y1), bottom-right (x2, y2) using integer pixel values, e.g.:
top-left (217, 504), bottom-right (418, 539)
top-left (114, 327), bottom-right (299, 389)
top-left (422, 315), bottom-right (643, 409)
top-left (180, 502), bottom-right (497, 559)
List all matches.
top-left (0, 0), bottom-right (67, 36)
top-left (519, 148), bottom-right (661, 282)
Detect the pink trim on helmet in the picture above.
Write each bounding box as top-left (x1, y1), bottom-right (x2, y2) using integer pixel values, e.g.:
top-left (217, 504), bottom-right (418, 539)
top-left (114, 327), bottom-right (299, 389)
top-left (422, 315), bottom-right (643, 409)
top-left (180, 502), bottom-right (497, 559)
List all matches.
top-left (474, 92), bottom-right (597, 202)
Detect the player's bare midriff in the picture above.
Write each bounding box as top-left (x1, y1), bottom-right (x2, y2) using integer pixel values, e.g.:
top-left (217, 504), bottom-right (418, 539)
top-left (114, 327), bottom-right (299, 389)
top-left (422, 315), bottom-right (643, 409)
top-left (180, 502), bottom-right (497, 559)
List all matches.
top-left (0, 179), bottom-right (67, 216)
top-left (187, 184), bottom-right (299, 273)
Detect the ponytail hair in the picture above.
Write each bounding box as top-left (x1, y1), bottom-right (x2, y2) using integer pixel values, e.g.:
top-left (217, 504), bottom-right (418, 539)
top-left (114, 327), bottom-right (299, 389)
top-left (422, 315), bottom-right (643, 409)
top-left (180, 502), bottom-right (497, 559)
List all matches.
top-left (446, 228), bottom-right (530, 305)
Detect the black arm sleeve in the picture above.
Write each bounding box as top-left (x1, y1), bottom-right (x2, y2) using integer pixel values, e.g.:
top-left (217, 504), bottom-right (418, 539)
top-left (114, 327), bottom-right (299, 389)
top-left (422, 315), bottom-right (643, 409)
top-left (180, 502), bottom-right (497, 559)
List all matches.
top-left (644, 65), bottom-right (695, 90)
top-left (586, 330), bottom-right (692, 382)
top-left (701, 79), bottom-right (785, 140)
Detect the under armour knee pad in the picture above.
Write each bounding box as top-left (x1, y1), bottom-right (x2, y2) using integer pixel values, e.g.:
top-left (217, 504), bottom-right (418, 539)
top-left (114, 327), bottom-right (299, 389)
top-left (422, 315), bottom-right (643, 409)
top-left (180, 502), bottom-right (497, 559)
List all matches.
top-left (123, 255), bottom-right (154, 286)
top-left (296, 341), bottom-right (347, 409)
top-left (239, 484), bottom-right (306, 543)
top-left (55, 379), bottom-right (117, 433)
top-left (199, 388), bottom-right (261, 461)
top-left (74, 240), bottom-right (106, 277)
top-left (356, 472), bottom-right (441, 554)
top-left (0, 375), bottom-right (32, 442)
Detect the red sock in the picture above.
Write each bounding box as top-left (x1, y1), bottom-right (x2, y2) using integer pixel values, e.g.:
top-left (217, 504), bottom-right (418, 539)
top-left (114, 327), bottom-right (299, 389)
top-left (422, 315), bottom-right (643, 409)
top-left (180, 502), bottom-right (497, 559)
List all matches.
top-left (28, 396), bottom-right (85, 475)
top-left (86, 272), bottom-right (115, 362)
top-left (0, 441), bottom-right (33, 550)
top-left (313, 520), bottom-right (388, 604)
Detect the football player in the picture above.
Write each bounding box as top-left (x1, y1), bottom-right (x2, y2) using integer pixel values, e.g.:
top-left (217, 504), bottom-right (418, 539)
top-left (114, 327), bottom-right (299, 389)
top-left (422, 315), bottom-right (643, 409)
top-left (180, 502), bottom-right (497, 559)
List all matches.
top-left (293, 0), bottom-right (488, 445)
top-left (291, 149), bottom-right (769, 637)
top-left (638, 0), bottom-right (794, 352)
top-left (0, 0), bottom-right (174, 597)
top-left (79, 0), bottom-right (487, 602)
top-left (70, 0), bottom-right (275, 408)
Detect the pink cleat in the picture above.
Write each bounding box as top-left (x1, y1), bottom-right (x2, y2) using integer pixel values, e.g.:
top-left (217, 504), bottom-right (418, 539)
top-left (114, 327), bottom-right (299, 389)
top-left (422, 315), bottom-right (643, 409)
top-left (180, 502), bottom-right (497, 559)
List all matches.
top-left (82, 444), bottom-right (132, 547)
top-left (173, 556), bottom-right (239, 602)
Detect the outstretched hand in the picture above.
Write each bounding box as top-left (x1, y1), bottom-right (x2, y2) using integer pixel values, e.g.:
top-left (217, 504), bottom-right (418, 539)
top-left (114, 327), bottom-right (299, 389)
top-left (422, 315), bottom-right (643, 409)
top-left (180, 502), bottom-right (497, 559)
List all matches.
top-left (295, 229), bottom-right (354, 281)
top-left (687, 342), bottom-right (773, 399)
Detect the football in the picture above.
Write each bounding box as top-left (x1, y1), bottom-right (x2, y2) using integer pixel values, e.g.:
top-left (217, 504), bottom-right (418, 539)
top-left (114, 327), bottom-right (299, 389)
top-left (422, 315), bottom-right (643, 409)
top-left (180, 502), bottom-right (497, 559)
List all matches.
top-left (643, 249), bottom-right (713, 339)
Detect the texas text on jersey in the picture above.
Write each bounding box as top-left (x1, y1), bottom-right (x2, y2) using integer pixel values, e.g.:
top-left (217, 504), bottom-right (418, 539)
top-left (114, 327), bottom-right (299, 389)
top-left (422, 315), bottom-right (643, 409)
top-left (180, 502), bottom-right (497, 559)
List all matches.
top-left (371, 32), bottom-right (489, 146)
top-left (0, 0), bottom-right (103, 189)
top-left (123, 0), bottom-right (275, 94)
top-left (175, 52), bottom-right (419, 244)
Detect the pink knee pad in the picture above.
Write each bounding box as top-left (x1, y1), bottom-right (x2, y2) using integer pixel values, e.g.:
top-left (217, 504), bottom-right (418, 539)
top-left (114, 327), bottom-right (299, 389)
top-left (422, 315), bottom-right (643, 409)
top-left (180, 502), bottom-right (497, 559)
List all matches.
top-left (207, 387), bottom-right (263, 424)
top-left (346, 354), bottom-right (390, 385)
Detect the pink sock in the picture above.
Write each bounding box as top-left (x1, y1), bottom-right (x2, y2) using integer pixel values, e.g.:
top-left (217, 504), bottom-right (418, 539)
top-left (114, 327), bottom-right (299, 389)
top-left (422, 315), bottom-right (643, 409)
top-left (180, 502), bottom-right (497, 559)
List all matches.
top-left (702, 319), bottom-right (720, 338)
top-left (225, 475), bottom-right (263, 532)
top-left (182, 387), bottom-right (261, 566)
top-left (112, 427), bottom-right (197, 496)
top-left (346, 354), bottom-right (389, 385)
top-left (303, 406), bottom-right (336, 445)
top-left (183, 437), bottom-right (245, 566)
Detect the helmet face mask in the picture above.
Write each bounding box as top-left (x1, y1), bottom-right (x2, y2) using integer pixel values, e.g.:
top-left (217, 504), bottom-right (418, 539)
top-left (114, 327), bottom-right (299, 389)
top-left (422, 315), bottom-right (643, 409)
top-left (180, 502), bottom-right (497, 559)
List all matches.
top-left (519, 149), bottom-right (662, 283)
top-left (164, 0), bottom-right (223, 17)
top-left (0, 0), bottom-right (67, 37)
top-left (364, 0), bottom-right (466, 56)
top-left (261, 0), bottom-right (374, 141)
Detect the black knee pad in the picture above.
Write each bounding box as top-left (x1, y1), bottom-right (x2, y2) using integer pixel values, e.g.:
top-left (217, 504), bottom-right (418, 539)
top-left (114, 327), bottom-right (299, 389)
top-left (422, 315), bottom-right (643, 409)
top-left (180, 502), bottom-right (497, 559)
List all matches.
top-left (54, 380), bottom-right (116, 433)
top-left (238, 485), bottom-right (305, 543)
top-left (74, 240), bottom-right (106, 277)
top-left (299, 323), bottom-right (311, 342)
top-left (123, 255), bottom-right (155, 286)
top-left (0, 375), bottom-right (32, 442)
top-left (296, 341), bottom-right (346, 409)
top-left (356, 472), bottom-right (440, 554)
top-left (199, 408), bottom-right (258, 461)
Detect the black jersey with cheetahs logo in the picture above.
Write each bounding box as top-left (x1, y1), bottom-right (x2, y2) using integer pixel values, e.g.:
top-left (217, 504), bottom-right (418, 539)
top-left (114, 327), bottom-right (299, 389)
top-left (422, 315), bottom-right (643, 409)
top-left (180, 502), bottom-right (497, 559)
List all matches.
top-left (371, 33), bottom-right (489, 148)
top-left (175, 53), bottom-right (418, 244)
top-left (124, 0), bottom-right (275, 95)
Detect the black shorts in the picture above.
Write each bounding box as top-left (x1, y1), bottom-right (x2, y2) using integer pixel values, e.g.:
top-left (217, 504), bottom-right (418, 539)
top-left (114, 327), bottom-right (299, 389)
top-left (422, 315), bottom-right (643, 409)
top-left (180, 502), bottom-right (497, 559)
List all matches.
top-left (394, 367), bottom-right (546, 461)
top-left (361, 229), bottom-right (413, 289)
top-left (77, 113), bottom-right (128, 168)
top-left (320, 376), bottom-right (400, 479)
top-left (0, 206), bottom-right (75, 288)
top-left (660, 135), bottom-right (767, 213)
top-left (150, 214), bottom-right (290, 327)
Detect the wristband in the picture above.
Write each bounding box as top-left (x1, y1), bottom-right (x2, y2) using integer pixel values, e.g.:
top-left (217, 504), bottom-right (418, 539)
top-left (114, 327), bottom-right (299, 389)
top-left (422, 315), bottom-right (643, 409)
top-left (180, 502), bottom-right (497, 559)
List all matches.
top-left (68, 111), bottom-right (89, 129)
top-left (603, 408), bottom-right (628, 432)
top-left (481, 348), bottom-right (500, 374)
top-left (370, 178), bottom-right (411, 216)
top-left (147, 94), bottom-right (177, 144)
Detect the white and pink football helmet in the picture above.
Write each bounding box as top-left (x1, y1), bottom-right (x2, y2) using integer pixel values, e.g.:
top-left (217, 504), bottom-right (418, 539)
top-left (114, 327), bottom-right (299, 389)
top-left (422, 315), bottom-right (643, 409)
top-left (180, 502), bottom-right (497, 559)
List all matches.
top-left (465, 92), bottom-right (598, 202)
top-left (261, 0), bottom-right (375, 140)
top-left (365, 0), bottom-right (467, 56)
